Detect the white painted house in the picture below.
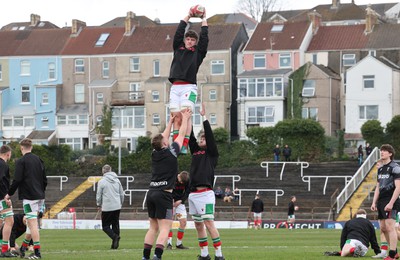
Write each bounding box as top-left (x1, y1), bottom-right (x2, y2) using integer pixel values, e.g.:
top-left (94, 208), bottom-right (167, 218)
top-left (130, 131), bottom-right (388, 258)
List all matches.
top-left (345, 55), bottom-right (400, 136)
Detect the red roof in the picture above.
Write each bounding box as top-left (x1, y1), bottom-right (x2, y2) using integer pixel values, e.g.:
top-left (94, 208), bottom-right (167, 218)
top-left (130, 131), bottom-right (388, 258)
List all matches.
top-left (245, 21), bottom-right (310, 51)
top-left (307, 24), bottom-right (368, 51)
top-left (61, 26), bottom-right (126, 55)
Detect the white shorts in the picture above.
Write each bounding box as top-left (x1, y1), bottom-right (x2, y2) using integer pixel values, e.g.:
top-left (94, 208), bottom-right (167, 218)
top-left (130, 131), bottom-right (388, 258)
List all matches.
top-left (288, 214), bottom-right (295, 221)
top-left (169, 84), bottom-right (197, 112)
top-left (23, 199), bottom-right (45, 219)
top-left (0, 199), bottom-right (12, 211)
top-left (174, 204), bottom-right (187, 220)
top-left (189, 190), bottom-right (215, 222)
top-left (253, 213), bottom-right (262, 218)
top-left (344, 239), bottom-right (368, 256)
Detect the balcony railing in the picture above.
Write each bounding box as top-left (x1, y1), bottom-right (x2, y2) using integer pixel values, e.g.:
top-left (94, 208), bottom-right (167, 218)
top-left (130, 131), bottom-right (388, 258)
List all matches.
top-left (111, 91), bottom-right (145, 106)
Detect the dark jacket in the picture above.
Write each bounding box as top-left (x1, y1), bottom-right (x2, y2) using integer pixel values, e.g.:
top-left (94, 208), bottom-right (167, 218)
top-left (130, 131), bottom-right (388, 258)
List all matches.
top-left (0, 158), bottom-right (10, 198)
top-left (340, 217), bottom-right (380, 254)
top-left (189, 120), bottom-right (218, 191)
top-left (8, 152), bottom-right (47, 200)
top-left (251, 198), bottom-right (264, 213)
top-left (168, 20), bottom-right (208, 84)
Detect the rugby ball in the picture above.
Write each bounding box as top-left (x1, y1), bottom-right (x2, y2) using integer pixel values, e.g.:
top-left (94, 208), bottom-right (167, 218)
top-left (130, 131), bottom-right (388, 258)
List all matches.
top-left (190, 5), bottom-right (205, 18)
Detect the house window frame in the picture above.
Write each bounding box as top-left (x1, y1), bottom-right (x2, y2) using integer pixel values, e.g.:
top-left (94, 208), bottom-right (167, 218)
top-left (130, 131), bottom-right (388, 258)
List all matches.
top-left (102, 61), bottom-right (109, 78)
top-left (209, 90), bottom-right (217, 101)
top-left (96, 93), bottom-right (104, 104)
top-left (129, 82), bottom-right (141, 100)
top-left (302, 80), bottom-right (316, 97)
top-left (342, 54), bottom-right (356, 66)
top-left (211, 60), bottom-right (225, 75)
top-left (20, 60), bottom-right (30, 76)
top-left (74, 84), bottom-right (85, 103)
top-left (246, 106), bottom-right (275, 124)
top-left (279, 53), bottom-right (291, 68)
top-left (74, 59), bottom-right (85, 73)
top-left (21, 85), bottom-right (30, 103)
top-left (41, 93), bottom-right (49, 104)
top-left (254, 54), bottom-right (266, 69)
top-left (129, 57), bottom-right (140, 72)
top-left (152, 113), bottom-right (160, 125)
top-left (302, 107), bottom-right (318, 121)
top-left (210, 113), bottom-right (217, 125)
top-left (153, 60), bottom-right (160, 77)
top-left (359, 105), bottom-right (378, 120)
top-left (363, 75), bottom-right (375, 89)
top-left (152, 91), bottom-right (160, 102)
top-left (48, 62), bottom-right (56, 80)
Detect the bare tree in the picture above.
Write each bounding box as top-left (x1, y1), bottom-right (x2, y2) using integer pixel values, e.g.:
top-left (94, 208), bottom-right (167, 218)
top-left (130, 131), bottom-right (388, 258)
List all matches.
top-left (236, 0), bottom-right (281, 21)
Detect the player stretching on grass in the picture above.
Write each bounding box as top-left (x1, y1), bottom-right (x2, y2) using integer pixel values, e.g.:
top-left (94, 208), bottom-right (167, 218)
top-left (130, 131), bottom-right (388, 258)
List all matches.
top-left (188, 103), bottom-right (224, 260)
top-left (167, 8), bottom-right (208, 154)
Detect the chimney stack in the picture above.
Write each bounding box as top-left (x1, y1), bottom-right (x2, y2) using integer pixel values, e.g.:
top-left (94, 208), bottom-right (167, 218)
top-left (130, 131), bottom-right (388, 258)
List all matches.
top-left (365, 5), bottom-right (379, 34)
top-left (331, 0), bottom-right (340, 9)
top-left (71, 19), bottom-right (86, 37)
top-left (125, 11), bottom-right (137, 36)
top-left (30, 14), bottom-right (41, 26)
top-left (308, 10), bottom-right (322, 35)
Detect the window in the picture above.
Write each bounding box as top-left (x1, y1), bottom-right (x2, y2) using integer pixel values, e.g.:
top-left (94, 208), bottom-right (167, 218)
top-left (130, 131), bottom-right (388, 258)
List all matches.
top-left (79, 115), bottom-right (88, 124)
top-left (20, 60), bottom-right (30, 75)
top-left (129, 82), bottom-right (140, 100)
top-left (57, 115), bottom-right (66, 125)
top-left (113, 107), bottom-right (145, 129)
top-left (95, 33), bottom-right (110, 47)
top-left (368, 50), bottom-right (376, 57)
top-left (25, 117), bottom-right (34, 126)
top-left (41, 93), bottom-right (49, 104)
top-left (41, 117), bottom-right (49, 127)
top-left (363, 75), bottom-right (375, 89)
top-left (312, 54), bottom-right (317, 64)
top-left (75, 84), bottom-right (85, 103)
top-left (21, 85), bottom-right (30, 103)
top-left (211, 60), bottom-right (224, 75)
top-left (152, 113), bottom-right (160, 125)
top-left (102, 61), bottom-right (109, 78)
top-left (239, 77), bottom-right (283, 98)
top-left (302, 107), bottom-right (318, 121)
top-left (48, 63), bottom-right (56, 79)
top-left (153, 60), bottom-right (160, 77)
top-left (129, 57), bottom-right (140, 72)
top-left (97, 93), bottom-right (104, 104)
top-left (342, 54), bottom-right (356, 66)
top-left (59, 138), bottom-right (81, 150)
top-left (254, 54), bottom-right (266, 68)
top-left (2, 116), bottom-right (34, 127)
top-left (210, 114), bottom-right (217, 125)
top-left (359, 105), bottom-right (378, 120)
top-left (279, 53), bottom-right (291, 68)
top-left (209, 90), bottom-right (217, 101)
top-left (152, 91), bottom-right (160, 102)
top-left (271, 24), bottom-right (284, 32)
top-left (247, 106), bottom-right (274, 123)
top-left (74, 59), bottom-right (84, 73)
top-left (302, 80), bottom-right (316, 97)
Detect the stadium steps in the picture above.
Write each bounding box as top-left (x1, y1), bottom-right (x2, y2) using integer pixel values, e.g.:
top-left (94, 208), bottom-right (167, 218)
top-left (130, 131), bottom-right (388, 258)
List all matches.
top-left (45, 177), bottom-right (101, 219)
top-left (335, 164), bottom-right (377, 221)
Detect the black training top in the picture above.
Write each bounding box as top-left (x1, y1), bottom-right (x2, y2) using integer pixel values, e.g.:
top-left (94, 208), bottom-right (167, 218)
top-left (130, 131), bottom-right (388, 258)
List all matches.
top-left (168, 20), bottom-right (208, 85)
top-left (189, 120), bottom-right (219, 191)
top-left (0, 158), bottom-right (10, 198)
top-left (172, 177), bottom-right (190, 203)
top-left (340, 217), bottom-right (380, 254)
top-left (251, 198), bottom-right (264, 213)
top-left (288, 201), bottom-right (295, 215)
top-left (377, 160), bottom-right (400, 200)
top-left (150, 142), bottom-right (180, 190)
top-left (8, 152), bottom-right (47, 200)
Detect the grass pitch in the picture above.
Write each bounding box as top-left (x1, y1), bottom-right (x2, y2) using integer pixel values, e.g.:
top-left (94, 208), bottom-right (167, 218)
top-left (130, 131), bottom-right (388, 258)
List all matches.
top-left (37, 228), bottom-right (375, 259)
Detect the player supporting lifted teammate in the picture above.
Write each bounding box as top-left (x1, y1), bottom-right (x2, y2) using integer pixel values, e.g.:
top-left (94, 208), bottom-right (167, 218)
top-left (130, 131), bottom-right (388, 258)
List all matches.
top-left (6, 138), bottom-right (47, 259)
top-left (168, 7), bottom-right (208, 154)
top-left (167, 171), bottom-right (190, 250)
top-left (188, 103), bottom-right (224, 260)
top-left (142, 109), bottom-right (191, 260)
top-left (0, 145), bottom-right (16, 257)
top-left (371, 144), bottom-right (400, 260)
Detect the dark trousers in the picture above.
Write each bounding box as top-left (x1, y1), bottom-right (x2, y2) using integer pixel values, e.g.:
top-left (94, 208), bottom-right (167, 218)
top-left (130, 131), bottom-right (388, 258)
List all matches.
top-left (101, 209), bottom-right (120, 239)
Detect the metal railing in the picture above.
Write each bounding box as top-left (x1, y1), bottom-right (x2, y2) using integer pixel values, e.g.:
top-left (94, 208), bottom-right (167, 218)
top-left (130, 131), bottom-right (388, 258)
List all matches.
top-left (260, 161), bottom-right (310, 180)
top-left (213, 175), bottom-right (241, 190)
top-left (336, 147), bottom-right (380, 213)
top-left (233, 188), bottom-right (284, 206)
top-left (88, 175), bottom-right (135, 191)
top-left (302, 175), bottom-right (353, 195)
top-left (124, 189), bottom-right (149, 209)
top-left (47, 176), bottom-right (69, 191)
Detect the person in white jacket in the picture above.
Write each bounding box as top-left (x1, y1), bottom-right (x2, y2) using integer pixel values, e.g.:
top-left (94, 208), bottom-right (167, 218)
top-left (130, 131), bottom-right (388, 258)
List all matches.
top-left (96, 164), bottom-right (124, 250)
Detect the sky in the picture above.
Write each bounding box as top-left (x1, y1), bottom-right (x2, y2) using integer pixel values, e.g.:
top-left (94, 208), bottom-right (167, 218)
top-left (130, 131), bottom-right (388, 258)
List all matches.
top-left (0, 0), bottom-right (397, 28)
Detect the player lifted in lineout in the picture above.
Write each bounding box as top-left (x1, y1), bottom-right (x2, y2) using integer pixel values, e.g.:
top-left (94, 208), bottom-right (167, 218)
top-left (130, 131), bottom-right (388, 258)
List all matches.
top-left (168, 5), bottom-right (208, 154)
